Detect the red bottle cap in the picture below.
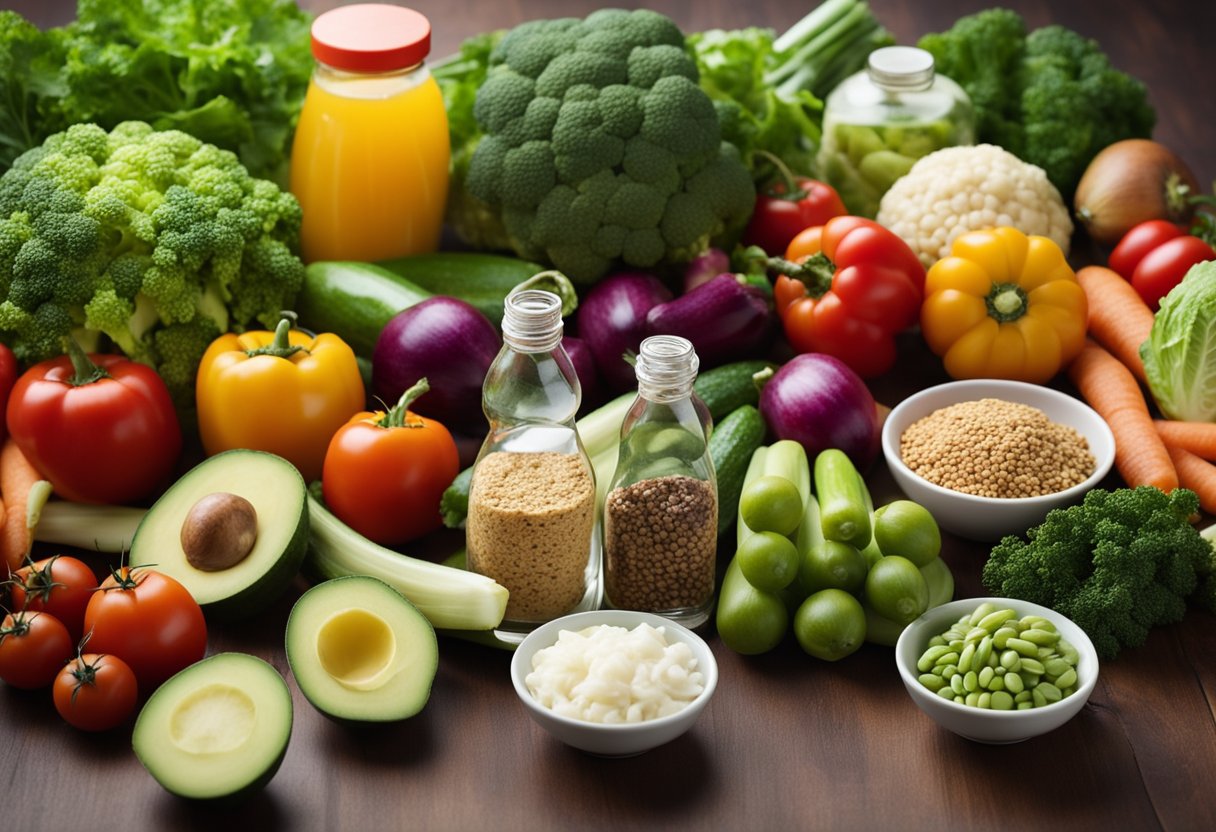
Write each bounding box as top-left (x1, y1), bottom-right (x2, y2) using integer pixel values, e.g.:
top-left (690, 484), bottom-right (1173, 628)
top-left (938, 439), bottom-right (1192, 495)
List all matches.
top-left (310, 4), bottom-right (432, 73)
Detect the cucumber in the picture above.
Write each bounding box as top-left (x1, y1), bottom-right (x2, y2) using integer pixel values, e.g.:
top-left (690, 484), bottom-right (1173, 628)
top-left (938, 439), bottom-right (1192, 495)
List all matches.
top-left (297, 261), bottom-right (432, 356)
top-left (377, 253), bottom-right (561, 325)
top-left (814, 448), bottom-right (872, 549)
top-left (709, 405), bottom-right (766, 537)
top-left (693, 360), bottom-right (772, 421)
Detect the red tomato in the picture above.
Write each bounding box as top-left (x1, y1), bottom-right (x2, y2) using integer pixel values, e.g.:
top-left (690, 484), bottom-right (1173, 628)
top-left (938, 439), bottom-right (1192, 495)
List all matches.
top-left (1132, 235), bottom-right (1216, 309)
top-left (83, 567), bottom-right (206, 691)
top-left (5, 342), bottom-right (182, 504)
top-left (53, 652), bottom-right (139, 732)
top-left (323, 380), bottom-right (461, 545)
top-left (774, 217), bottom-right (926, 378)
top-left (0, 610), bottom-right (74, 689)
top-left (743, 177), bottom-right (847, 257)
top-left (9, 555), bottom-right (98, 641)
top-left (1108, 219), bottom-right (1186, 279)
top-left (0, 343), bottom-right (16, 445)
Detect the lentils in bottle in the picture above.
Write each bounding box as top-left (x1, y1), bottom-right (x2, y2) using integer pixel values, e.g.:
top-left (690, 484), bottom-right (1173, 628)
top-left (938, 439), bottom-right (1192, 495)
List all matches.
top-left (603, 335), bottom-right (717, 627)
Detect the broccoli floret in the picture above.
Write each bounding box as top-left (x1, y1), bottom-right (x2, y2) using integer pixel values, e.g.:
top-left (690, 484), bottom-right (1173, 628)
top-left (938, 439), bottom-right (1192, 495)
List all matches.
top-left (0, 120), bottom-right (305, 410)
top-left (464, 9), bottom-right (753, 284)
top-left (982, 487), bottom-right (1212, 660)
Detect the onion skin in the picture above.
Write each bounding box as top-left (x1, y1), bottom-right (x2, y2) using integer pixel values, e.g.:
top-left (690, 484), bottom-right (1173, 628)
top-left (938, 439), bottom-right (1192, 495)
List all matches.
top-left (758, 353), bottom-right (879, 469)
top-left (576, 272), bottom-right (672, 392)
top-left (1074, 139), bottom-right (1201, 246)
top-left (371, 297), bottom-right (502, 435)
top-left (562, 334), bottom-right (604, 415)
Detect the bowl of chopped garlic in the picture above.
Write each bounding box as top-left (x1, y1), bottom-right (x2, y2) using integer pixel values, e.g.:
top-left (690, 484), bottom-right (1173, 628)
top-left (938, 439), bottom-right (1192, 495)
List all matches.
top-left (881, 380), bottom-right (1115, 541)
top-left (510, 609), bottom-right (718, 757)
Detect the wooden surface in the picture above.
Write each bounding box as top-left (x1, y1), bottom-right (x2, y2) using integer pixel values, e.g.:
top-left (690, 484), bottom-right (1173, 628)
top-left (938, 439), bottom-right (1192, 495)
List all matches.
top-left (3, 1), bottom-right (1215, 830)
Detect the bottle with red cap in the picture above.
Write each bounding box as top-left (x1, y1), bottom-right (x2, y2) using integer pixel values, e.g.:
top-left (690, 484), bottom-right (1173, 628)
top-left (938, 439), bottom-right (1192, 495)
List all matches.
top-left (291, 4), bottom-right (450, 263)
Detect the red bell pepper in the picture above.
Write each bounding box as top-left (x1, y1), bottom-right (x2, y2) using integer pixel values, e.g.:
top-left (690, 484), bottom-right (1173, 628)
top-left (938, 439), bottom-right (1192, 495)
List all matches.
top-left (5, 339), bottom-right (181, 504)
top-left (742, 154), bottom-right (846, 257)
top-left (1107, 219), bottom-right (1216, 310)
top-left (771, 216), bottom-right (925, 378)
top-left (0, 344), bottom-right (16, 445)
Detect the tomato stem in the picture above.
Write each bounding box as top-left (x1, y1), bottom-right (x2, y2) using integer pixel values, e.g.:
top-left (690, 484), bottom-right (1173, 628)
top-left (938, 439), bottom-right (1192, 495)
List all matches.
top-left (377, 378), bottom-right (431, 429)
top-left (64, 336), bottom-right (109, 386)
top-left (755, 150), bottom-right (808, 201)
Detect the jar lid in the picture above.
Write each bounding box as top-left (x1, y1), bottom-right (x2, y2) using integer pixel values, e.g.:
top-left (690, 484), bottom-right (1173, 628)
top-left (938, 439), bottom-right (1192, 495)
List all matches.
top-left (311, 4), bottom-right (432, 73)
top-left (867, 46), bottom-right (935, 92)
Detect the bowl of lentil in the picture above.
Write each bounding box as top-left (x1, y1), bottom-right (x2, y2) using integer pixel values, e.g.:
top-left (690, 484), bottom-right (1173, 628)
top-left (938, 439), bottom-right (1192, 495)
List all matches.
top-left (895, 597), bottom-right (1099, 744)
top-left (881, 380), bottom-right (1115, 541)
top-left (510, 609), bottom-right (718, 757)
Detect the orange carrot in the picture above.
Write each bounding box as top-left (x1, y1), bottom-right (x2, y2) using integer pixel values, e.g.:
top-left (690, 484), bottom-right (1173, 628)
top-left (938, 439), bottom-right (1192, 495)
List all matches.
top-left (0, 439), bottom-right (45, 575)
top-left (1153, 420), bottom-right (1216, 461)
top-left (1075, 265), bottom-right (1155, 383)
top-left (1165, 445), bottom-right (1216, 515)
top-left (1067, 340), bottom-right (1178, 492)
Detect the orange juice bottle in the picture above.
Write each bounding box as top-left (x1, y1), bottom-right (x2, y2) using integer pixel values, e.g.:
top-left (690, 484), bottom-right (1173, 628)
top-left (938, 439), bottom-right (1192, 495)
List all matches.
top-left (291, 5), bottom-right (450, 263)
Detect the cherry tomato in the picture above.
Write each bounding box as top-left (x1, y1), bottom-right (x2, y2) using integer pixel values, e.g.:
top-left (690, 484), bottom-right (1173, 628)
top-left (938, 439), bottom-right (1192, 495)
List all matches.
top-left (0, 610), bottom-right (74, 689)
top-left (83, 567), bottom-right (206, 691)
top-left (5, 341), bottom-right (182, 505)
top-left (9, 555), bottom-right (98, 640)
top-left (1132, 235), bottom-right (1216, 309)
top-left (323, 379), bottom-right (461, 545)
top-left (53, 652), bottom-right (139, 731)
top-left (1108, 219), bottom-right (1186, 279)
top-left (743, 176), bottom-right (847, 257)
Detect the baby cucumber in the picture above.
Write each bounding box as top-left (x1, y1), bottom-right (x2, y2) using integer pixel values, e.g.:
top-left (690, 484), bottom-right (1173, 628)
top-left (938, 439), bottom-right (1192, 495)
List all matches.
top-left (710, 405), bottom-right (766, 538)
top-left (740, 440), bottom-right (811, 537)
top-left (814, 449), bottom-right (872, 549)
top-left (298, 261), bottom-right (432, 356)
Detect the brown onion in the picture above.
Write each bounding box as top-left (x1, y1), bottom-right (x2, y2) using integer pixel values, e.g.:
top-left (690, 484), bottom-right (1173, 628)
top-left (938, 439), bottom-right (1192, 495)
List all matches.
top-left (1074, 139), bottom-right (1201, 246)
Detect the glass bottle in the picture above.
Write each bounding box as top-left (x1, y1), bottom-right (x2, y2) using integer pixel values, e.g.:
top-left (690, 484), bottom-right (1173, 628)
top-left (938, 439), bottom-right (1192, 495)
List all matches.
top-left (603, 335), bottom-right (717, 628)
top-left (291, 4), bottom-right (450, 263)
top-left (818, 45), bottom-right (975, 218)
top-left (466, 290), bottom-right (599, 641)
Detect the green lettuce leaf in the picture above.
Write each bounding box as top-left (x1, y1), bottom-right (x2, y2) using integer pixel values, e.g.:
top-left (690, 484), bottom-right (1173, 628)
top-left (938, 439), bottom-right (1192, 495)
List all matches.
top-left (1143, 260), bottom-right (1216, 422)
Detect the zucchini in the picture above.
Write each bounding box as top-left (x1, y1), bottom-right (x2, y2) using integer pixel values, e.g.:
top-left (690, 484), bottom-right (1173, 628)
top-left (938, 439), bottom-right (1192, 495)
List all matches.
top-left (814, 448), bottom-right (873, 549)
top-left (709, 405), bottom-right (766, 537)
top-left (297, 261), bottom-right (432, 356)
top-left (377, 253), bottom-right (569, 325)
top-left (306, 495), bottom-right (509, 631)
top-left (693, 359), bottom-right (773, 420)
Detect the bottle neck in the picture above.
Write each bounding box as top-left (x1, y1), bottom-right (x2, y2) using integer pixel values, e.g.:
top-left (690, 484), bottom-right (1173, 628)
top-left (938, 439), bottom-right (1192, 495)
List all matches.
top-left (311, 60), bottom-right (429, 98)
top-left (635, 335), bottom-right (698, 403)
top-left (502, 290), bottom-right (564, 353)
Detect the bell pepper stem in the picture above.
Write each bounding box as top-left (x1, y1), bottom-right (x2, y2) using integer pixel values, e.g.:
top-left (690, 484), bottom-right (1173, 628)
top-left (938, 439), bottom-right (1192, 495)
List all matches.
top-left (379, 378), bottom-right (431, 429)
top-left (768, 251), bottom-right (836, 297)
top-left (246, 312), bottom-right (307, 360)
top-left (986, 283), bottom-right (1028, 323)
top-left (64, 335), bottom-right (109, 386)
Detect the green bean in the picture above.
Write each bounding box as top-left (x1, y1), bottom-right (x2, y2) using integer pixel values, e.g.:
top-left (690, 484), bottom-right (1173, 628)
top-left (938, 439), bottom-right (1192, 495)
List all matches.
top-left (1019, 657), bottom-right (1045, 675)
top-left (977, 609), bottom-right (1017, 631)
top-left (1057, 639), bottom-right (1079, 665)
top-left (951, 673), bottom-right (965, 696)
top-left (988, 674), bottom-right (1005, 692)
top-left (965, 691), bottom-right (981, 707)
top-left (1017, 702), bottom-right (1033, 710)
top-left (937, 685), bottom-right (956, 700)
top-left (1004, 672), bottom-right (1024, 694)
top-left (1007, 637), bottom-right (1039, 657)
top-left (977, 692), bottom-right (992, 709)
top-left (919, 673), bottom-right (946, 692)
top-left (1054, 668), bottom-right (1077, 690)
top-left (1000, 650), bottom-right (1021, 671)
top-left (1037, 682), bottom-right (1063, 703)
top-left (1032, 688), bottom-right (1047, 708)
top-left (993, 627), bottom-right (1018, 648)
top-left (935, 651), bottom-right (960, 668)
top-left (977, 666), bottom-right (994, 688)
top-left (928, 635), bottom-right (948, 648)
top-left (974, 635), bottom-right (993, 670)
top-left (991, 691), bottom-right (1014, 710)
top-left (964, 626), bottom-right (989, 643)
top-left (1044, 657), bottom-right (1071, 678)
top-left (1020, 615), bottom-right (1055, 632)
top-left (968, 602), bottom-right (998, 626)
top-left (917, 645), bottom-right (952, 672)
top-left (1014, 690), bottom-right (1032, 703)
top-left (958, 642), bottom-right (976, 673)
top-left (940, 664), bottom-right (958, 679)
top-left (963, 670), bottom-right (978, 692)
top-left (1021, 628), bottom-right (1060, 646)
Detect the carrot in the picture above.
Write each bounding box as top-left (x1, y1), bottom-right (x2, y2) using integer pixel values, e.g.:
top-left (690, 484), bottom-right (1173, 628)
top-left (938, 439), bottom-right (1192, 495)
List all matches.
top-left (1075, 265), bottom-right (1155, 383)
top-left (1165, 445), bottom-right (1216, 515)
top-left (1153, 420), bottom-right (1216, 461)
top-left (1067, 340), bottom-right (1178, 492)
top-left (0, 439), bottom-right (46, 575)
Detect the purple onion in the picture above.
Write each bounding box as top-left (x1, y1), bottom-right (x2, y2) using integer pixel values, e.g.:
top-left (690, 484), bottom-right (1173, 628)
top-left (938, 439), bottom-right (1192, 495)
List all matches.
top-left (683, 247), bottom-right (731, 294)
top-left (758, 353), bottom-right (879, 469)
top-left (372, 297), bottom-right (502, 435)
top-left (576, 272), bottom-right (672, 392)
top-left (645, 274), bottom-right (773, 368)
top-left (561, 334), bottom-right (604, 415)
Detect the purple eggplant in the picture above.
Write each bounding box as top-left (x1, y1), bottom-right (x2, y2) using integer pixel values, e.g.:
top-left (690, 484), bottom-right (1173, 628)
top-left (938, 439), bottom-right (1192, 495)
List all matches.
top-left (372, 296), bottom-right (502, 435)
top-left (645, 274), bottom-right (773, 368)
top-left (576, 272), bottom-right (672, 392)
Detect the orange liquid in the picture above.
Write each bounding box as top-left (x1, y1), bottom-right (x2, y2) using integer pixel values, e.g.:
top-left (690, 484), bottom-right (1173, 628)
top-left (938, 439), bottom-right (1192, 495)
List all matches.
top-left (291, 68), bottom-right (450, 263)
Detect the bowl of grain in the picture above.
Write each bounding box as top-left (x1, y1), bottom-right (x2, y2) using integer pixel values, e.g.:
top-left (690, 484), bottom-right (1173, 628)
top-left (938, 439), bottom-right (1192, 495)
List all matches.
top-left (510, 609), bottom-right (718, 757)
top-left (881, 380), bottom-right (1115, 541)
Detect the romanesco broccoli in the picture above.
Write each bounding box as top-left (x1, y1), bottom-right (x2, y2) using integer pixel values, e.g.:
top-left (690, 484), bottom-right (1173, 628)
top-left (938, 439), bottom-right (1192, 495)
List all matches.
top-left (982, 487), bottom-right (1216, 660)
top-left (0, 121), bottom-right (304, 409)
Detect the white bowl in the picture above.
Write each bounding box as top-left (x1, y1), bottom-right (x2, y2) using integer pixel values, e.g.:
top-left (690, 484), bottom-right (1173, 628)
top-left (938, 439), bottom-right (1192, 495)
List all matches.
top-left (509, 610), bottom-right (718, 757)
top-left (881, 379), bottom-right (1115, 541)
top-left (895, 597), bottom-right (1099, 744)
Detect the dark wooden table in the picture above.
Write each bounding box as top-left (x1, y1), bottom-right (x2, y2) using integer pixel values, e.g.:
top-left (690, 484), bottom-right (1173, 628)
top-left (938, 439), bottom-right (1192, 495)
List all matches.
top-left (2, 1), bottom-right (1215, 830)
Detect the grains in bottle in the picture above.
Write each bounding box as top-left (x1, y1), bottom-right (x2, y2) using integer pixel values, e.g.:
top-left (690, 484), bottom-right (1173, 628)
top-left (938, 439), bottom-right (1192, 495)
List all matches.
top-left (603, 475), bottom-right (717, 612)
top-left (467, 451), bottom-right (595, 622)
top-left (899, 398), bottom-right (1094, 498)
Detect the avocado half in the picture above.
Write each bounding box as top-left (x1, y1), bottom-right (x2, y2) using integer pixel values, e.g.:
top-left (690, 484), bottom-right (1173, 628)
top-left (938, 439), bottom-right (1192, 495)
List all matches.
top-left (286, 576), bottom-right (438, 722)
top-left (129, 450), bottom-right (308, 620)
top-left (133, 653), bottom-right (292, 801)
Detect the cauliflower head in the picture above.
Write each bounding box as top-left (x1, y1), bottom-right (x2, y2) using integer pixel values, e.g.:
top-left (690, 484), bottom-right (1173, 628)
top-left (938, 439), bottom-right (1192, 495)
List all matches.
top-left (464, 8), bottom-right (754, 284)
top-left (876, 143), bottom-right (1072, 268)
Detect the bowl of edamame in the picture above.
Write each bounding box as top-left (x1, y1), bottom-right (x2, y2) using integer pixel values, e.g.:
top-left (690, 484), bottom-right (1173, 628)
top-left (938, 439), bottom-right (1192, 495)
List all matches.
top-left (895, 597), bottom-right (1099, 744)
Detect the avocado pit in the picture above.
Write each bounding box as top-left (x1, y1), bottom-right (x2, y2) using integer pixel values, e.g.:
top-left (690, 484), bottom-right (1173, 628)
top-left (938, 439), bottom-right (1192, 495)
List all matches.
top-left (181, 492), bottom-right (259, 572)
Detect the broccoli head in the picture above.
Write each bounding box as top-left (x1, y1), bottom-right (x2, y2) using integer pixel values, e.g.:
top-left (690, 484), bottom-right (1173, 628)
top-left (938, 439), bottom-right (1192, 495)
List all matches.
top-left (0, 121), bottom-right (304, 410)
top-left (464, 9), bottom-right (754, 284)
top-left (982, 487), bottom-right (1211, 660)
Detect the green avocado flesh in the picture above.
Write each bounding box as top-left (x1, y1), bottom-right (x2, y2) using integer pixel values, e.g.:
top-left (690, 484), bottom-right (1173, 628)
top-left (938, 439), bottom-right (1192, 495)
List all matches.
top-left (129, 449), bottom-right (308, 619)
top-left (133, 653), bottom-right (292, 801)
top-left (286, 576), bottom-right (438, 722)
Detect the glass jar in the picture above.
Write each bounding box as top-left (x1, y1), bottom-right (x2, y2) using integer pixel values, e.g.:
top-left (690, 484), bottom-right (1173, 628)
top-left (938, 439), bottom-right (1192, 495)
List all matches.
top-left (817, 46), bottom-right (975, 218)
top-left (603, 336), bottom-right (717, 628)
top-left (291, 4), bottom-right (450, 263)
top-left (466, 290), bottom-right (599, 640)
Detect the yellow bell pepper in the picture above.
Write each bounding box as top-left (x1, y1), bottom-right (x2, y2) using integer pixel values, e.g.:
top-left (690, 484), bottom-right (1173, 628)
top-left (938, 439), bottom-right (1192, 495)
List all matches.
top-left (196, 315), bottom-right (365, 481)
top-left (920, 227), bottom-right (1088, 383)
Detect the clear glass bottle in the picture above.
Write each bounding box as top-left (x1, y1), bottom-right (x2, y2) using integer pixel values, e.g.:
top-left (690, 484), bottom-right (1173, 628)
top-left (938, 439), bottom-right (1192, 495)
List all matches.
top-left (291, 4), bottom-right (450, 263)
top-left (466, 290), bottom-right (599, 641)
top-left (603, 335), bottom-right (717, 628)
top-left (817, 45), bottom-right (975, 218)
